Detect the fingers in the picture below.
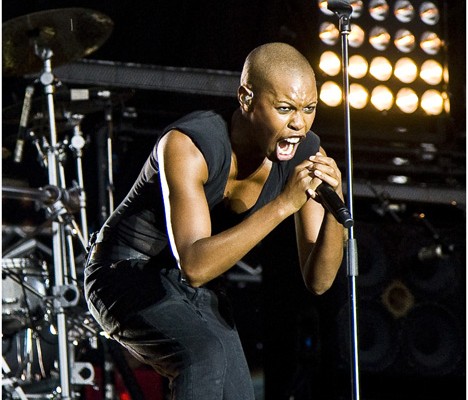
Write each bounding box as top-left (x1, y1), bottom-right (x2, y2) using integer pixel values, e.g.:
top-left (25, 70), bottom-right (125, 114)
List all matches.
top-left (285, 153), bottom-right (342, 209)
top-left (308, 152), bottom-right (341, 189)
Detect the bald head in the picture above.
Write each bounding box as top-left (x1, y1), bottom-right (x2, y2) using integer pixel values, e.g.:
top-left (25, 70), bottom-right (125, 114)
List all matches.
top-left (240, 42), bottom-right (315, 93)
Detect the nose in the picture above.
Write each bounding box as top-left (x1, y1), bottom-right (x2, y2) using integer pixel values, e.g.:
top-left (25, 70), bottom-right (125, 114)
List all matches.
top-left (288, 111), bottom-right (306, 132)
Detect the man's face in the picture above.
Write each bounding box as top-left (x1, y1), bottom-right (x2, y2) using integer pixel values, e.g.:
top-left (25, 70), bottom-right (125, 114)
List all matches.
top-left (250, 72), bottom-right (318, 162)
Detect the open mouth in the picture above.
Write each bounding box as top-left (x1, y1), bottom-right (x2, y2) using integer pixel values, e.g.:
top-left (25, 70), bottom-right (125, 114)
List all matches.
top-left (277, 137), bottom-right (302, 160)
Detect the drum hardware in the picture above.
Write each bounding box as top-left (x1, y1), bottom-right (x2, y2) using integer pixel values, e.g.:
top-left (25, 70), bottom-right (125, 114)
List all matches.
top-left (67, 114), bottom-right (89, 242)
top-left (2, 356), bottom-right (29, 400)
top-left (3, 226), bottom-right (54, 260)
top-left (29, 131), bottom-right (49, 169)
top-left (3, 8), bottom-right (113, 399)
top-left (2, 259), bottom-right (49, 336)
top-left (3, 186), bottom-right (85, 251)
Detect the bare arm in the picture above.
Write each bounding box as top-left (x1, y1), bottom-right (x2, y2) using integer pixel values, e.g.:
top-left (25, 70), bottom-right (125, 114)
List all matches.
top-left (295, 146), bottom-right (346, 295)
top-left (158, 130), bottom-right (315, 287)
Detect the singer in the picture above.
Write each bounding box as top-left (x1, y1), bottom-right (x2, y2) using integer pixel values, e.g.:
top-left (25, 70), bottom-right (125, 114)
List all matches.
top-left (84, 42), bottom-right (345, 399)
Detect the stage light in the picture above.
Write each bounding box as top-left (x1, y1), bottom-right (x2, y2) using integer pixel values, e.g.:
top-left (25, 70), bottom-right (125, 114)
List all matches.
top-left (319, 22), bottom-right (340, 45)
top-left (319, 51), bottom-right (341, 76)
top-left (396, 88), bottom-right (419, 113)
top-left (369, 27), bottom-right (391, 51)
top-left (420, 31), bottom-right (443, 55)
top-left (420, 59), bottom-right (443, 85)
top-left (394, 0), bottom-right (415, 22)
top-left (349, 55), bottom-right (368, 79)
top-left (349, 24), bottom-right (365, 48)
top-left (371, 85), bottom-right (394, 111)
top-left (420, 1), bottom-right (440, 25)
top-left (320, 81), bottom-right (342, 107)
top-left (369, 0), bottom-right (390, 21)
top-left (313, 0), bottom-right (449, 143)
top-left (350, 83), bottom-right (369, 109)
top-left (318, 0), bottom-right (334, 15)
top-left (394, 29), bottom-right (416, 53)
top-left (421, 89), bottom-right (444, 115)
top-left (369, 57), bottom-right (393, 81)
top-left (394, 58), bottom-right (418, 83)
top-left (350, 0), bottom-right (364, 17)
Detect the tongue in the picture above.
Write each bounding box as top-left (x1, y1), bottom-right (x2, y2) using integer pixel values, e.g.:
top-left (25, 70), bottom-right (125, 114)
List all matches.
top-left (277, 140), bottom-right (294, 160)
top-left (279, 141), bottom-right (289, 151)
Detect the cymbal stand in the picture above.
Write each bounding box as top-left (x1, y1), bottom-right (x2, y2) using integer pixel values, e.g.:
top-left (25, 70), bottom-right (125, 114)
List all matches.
top-left (51, 142), bottom-right (83, 285)
top-left (33, 42), bottom-right (84, 400)
top-left (67, 113), bottom-right (89, 250)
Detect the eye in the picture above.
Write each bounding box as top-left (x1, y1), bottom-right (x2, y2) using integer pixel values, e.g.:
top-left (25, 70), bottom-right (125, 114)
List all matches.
top-left (304, 105), bottom-right (317, 113)
top-left (277, 106), bottom-right (292, 113)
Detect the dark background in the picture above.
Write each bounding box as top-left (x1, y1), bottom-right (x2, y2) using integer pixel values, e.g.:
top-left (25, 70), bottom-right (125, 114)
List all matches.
top-left (2, 1), bottom-right (466, 400)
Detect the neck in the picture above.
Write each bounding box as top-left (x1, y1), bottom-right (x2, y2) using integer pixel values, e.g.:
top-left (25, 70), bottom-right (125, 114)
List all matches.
top-left (230, 109), bottom-right (266, 179)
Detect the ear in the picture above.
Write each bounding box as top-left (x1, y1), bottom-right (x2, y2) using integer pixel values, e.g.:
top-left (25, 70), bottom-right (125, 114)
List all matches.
top-left (238, 86), bottom-right (254, 111)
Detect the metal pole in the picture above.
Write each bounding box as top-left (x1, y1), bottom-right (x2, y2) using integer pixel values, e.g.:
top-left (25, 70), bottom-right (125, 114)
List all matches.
top-left (326, 1), bottom-right (361, 399)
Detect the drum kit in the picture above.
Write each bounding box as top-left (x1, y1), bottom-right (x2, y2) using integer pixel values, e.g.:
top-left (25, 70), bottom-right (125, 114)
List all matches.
top-left (2, 7), bottom-right (126, 400)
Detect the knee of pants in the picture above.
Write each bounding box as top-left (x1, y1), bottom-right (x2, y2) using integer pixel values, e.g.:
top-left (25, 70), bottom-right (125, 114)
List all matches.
top-left (170, 333), bottom-right (228, 398)
top-left (188, 331), bottom-right (227, 374)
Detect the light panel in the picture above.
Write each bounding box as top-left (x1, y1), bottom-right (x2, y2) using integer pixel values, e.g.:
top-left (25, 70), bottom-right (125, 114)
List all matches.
top-left (315, 0), bottom-right (449, 124)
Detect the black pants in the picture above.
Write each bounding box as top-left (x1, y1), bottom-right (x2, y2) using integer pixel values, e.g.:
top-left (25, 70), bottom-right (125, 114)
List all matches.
top-left (84, 259), bottom-right (255, 400)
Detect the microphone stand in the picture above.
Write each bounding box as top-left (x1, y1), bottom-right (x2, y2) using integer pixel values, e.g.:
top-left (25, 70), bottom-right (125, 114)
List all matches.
top-left (327, 1), bottom-right (361, 399)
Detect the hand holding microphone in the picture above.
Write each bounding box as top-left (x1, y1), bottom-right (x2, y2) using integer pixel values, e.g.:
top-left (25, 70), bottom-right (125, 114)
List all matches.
top-left (316, 182), bottom-right (353, 228)
top-left (307, 153), bottom-right (354, 228)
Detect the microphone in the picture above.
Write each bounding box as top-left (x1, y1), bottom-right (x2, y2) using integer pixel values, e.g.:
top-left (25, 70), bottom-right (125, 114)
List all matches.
top-left (316, 182), bottom-right (354, 228)
top-left (327, 0), bottom-right (352, 13)
top-left (13, 85), bottom-right (35, 163)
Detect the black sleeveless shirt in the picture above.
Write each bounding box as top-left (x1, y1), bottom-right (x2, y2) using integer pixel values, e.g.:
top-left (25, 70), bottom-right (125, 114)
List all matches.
top-left (92, 109), bottom-right (321, 262)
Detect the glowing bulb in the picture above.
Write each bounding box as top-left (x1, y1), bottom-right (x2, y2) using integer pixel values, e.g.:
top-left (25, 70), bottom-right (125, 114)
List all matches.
top-left (349, 24), bottom-right (365, 48)
top-left (443, 65), bottom-right (449, 84)
top-left (348, 55), bottom-right (368, 79)
top-left (396, 88), bottom-right (419, 113)
top-left (394, 29), bottom-right (416, 53)
top-left (443, 92), bottom-right (450, 114)
top-left (420, 59), bottom-right (443, 85)
top-left (371, 85), bottom-right (394, 111)
top-left (319, 22), bottom-right (340, 46)
top-left (369, 57), bottom-right (393, 81)
top-left (320, 81), bottom-right (342, 107)
top-left (394, 58), bottom-right (418, 83)
top-left (394, 0), bottom-right (415, 22)
top-left (369, 27), bottom-right (391, 51)
top-left (420, 31), bottom-right (443, 55)
top-left (349, 83), bottom-right (369, 109)
top-left (319, 51), bottom-right (341, 76)
top-left (421, 90), bottom-right (444, 115)
top-left (318, 0), bottom-right (334, 16)
top-left (351, 0), bottom-right (364, 18)
top-left (420, 2), bottom-right (440, 25)
top-left (369, 0), bottom-right (389, 21)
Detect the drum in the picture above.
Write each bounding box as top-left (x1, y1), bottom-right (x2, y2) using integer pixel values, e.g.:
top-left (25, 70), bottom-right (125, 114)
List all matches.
top-left (2, 322), bottom-right (59, 385)
top-left (2, 257), bottom-right (49, 335)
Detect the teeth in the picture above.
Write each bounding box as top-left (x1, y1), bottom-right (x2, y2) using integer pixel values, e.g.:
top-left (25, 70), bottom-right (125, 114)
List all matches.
top-left (285, 137), bottom-right (301, 144)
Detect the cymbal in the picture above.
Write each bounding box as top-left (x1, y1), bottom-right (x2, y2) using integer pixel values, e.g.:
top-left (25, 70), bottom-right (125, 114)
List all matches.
top-left (3, 8), bottom-right (114, 77)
